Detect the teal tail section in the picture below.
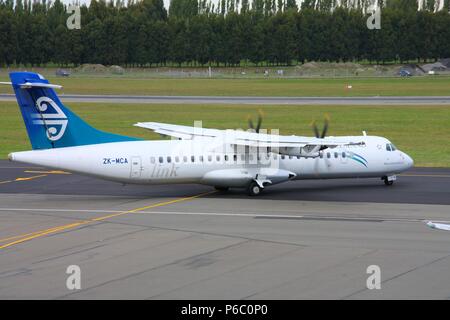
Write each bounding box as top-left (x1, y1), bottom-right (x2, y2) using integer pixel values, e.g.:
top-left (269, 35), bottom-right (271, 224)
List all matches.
top-left (9, 72), bottom-right (141, 150)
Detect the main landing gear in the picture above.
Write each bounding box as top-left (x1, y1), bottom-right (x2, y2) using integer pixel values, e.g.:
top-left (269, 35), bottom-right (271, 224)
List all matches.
top-left (248, 181), bottom-right (263, 196)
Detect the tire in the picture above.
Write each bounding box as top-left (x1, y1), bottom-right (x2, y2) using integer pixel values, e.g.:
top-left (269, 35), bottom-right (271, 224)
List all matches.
top-left (214, 186), bottom-right (229, 192)
top-left (248, 182), bottom-right (262, 196)
top-left (383, 177), bottom-right (394, 186)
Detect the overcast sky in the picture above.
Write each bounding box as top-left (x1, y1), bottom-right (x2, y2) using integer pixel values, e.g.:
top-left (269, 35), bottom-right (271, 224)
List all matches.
top-left (61, 0), bottom-right (184, 9)
top-left (60, 0), bottom-right (309, 11)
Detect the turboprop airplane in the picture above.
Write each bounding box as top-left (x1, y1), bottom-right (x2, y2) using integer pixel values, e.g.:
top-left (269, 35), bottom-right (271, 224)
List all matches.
top-left (2, 72), bottom-right (413, 196)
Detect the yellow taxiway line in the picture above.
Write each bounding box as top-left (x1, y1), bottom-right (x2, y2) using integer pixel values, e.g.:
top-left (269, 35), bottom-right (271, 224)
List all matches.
top-left (0, 174), bottom-right (48, 185)
top-left (0, 190), bottom-right (215, 250)
top-left (0, 170), bottom-right (70, 185)
top-left (24, 170), bottom-right (71, 175)
top-left (14, 174), bottom-right (48, 181)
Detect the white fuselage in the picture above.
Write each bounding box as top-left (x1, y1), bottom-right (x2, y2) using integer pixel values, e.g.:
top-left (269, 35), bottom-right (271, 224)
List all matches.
top-left (9, 135), bottom-right (414, 188)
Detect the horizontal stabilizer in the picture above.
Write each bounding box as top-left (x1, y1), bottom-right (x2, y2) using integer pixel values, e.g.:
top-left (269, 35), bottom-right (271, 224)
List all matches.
top-left (18, 82), bottom-right (63, 89)
top-left (0, 81), bottom-right (62, 89)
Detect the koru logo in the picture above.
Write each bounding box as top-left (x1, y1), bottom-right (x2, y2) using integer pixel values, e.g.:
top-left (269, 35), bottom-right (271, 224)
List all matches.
top-left (32, 97), bottom-right (68, 141)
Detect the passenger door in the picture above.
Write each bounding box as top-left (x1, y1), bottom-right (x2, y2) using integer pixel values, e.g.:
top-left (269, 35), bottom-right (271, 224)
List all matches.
top-left (130, 156), bottom-right (142, 179)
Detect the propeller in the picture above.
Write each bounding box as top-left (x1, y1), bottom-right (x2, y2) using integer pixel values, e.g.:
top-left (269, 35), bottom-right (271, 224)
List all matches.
top-left (311, 113), bottom-right (330, 139)
top-left (247, 109), bottom-right (264, 133)
top-left (312, 114), bottom-right (332, 175)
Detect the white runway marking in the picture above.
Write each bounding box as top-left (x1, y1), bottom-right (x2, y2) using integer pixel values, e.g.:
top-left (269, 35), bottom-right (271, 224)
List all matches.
top-left (0, 207), bottom-right (447, 223)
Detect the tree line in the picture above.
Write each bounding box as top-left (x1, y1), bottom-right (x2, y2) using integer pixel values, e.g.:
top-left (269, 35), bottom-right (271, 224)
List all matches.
top-left (0, 0), bottom-right (449, 67)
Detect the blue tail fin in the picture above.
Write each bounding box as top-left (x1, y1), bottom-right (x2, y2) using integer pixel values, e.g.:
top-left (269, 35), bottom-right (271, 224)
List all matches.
top-left (10, 72), bottom-right (140, 150)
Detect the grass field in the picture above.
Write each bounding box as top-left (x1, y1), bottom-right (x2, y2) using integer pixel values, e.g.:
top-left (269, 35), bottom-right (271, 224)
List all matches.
top-left (1, 76), bottom-right (450, 96)
top-left (1, 102), bottom-right (449, 167)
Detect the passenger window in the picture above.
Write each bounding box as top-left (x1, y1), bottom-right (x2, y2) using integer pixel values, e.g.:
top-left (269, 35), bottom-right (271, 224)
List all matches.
top-left (289, 155), bottom-right (293, 160)
top-left (208, 155), bottom-right (212, 162)
top-left (224, 155), bottom-right (229, 161)
top-left (216, 155), bottom-right (220, 162)
top-left (281, 155), bottom-right (285, 160)
top-left (191, 155), bottom-right (195, 162)
top-left (319, 152), bottom-right (323, 159)
top-left (167, 156), bottom-right (171, 163)
top-left (150, 157), bottom-right (155, 164)
top-left (159, 156), bottom-right (164, 163)
top-left (234, 155), bottom-right (237, 161)
top-left (342, 152), bottom-right (346, 158)
top-left (273, 154), bottom-right (278, 160)
top-left (175, 156), bottom-right (179, 163)
top-left (183, 156), bottom-right (187, 162)
top-left (334, 152), bottom-right (338, 158)
top-left (327, 153), bottom-right (331, 159)
top-left (199, 156), bottom-right (204, 162)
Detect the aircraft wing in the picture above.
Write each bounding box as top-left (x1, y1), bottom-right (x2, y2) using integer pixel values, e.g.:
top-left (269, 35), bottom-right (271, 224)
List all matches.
top-left (135, 122), bottom-right (365, 154)
top-left (135, 122), bottom-right (222, 140)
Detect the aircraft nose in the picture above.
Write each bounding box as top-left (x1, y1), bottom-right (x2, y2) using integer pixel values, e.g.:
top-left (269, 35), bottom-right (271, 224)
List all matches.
top-left (403, 152), bottom-right (414, 169)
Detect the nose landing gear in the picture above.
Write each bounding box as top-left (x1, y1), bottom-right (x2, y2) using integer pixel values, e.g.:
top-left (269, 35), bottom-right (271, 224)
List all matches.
top-left (382, 175), bottom-right (396, 186)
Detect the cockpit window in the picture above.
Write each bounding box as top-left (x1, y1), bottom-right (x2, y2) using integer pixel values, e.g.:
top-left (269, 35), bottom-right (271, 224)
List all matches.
top-left (386, 143), bottom-right (397, 152)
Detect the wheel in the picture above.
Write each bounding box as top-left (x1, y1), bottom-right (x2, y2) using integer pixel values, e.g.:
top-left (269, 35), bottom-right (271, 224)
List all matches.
top-left (248, 182), bottom-right (262, 196)
top-left (383, 177), bottom-right (394, 186)
top-left (214, 186), bottom-right (229, 192)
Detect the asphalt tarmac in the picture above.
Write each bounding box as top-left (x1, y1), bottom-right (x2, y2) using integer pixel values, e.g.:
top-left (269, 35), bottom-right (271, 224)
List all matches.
top-left (1, 160), bottom-right (450, 299)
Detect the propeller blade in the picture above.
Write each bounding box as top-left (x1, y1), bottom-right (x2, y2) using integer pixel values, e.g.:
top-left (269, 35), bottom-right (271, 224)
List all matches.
top-left (311, 120), bottom-right (320, 138)
top-left (255, 109), bottom-right (264, 133)
top-left (247, 115), bottom-right (254, 131)
top-left (321, 114), bottom-right (330, 138)
top-left (247, 110), bottom-right (264, 133)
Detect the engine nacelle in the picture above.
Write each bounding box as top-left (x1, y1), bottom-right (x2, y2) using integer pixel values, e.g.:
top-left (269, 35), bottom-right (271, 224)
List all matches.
top-left (278, 145), bottom-right (322, 158)
top-left (200, 168), bottom-right (296, 188)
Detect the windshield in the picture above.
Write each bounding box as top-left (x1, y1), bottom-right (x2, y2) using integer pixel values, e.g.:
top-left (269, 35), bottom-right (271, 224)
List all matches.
top-left (386, 143), bottom-right (397, 151)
